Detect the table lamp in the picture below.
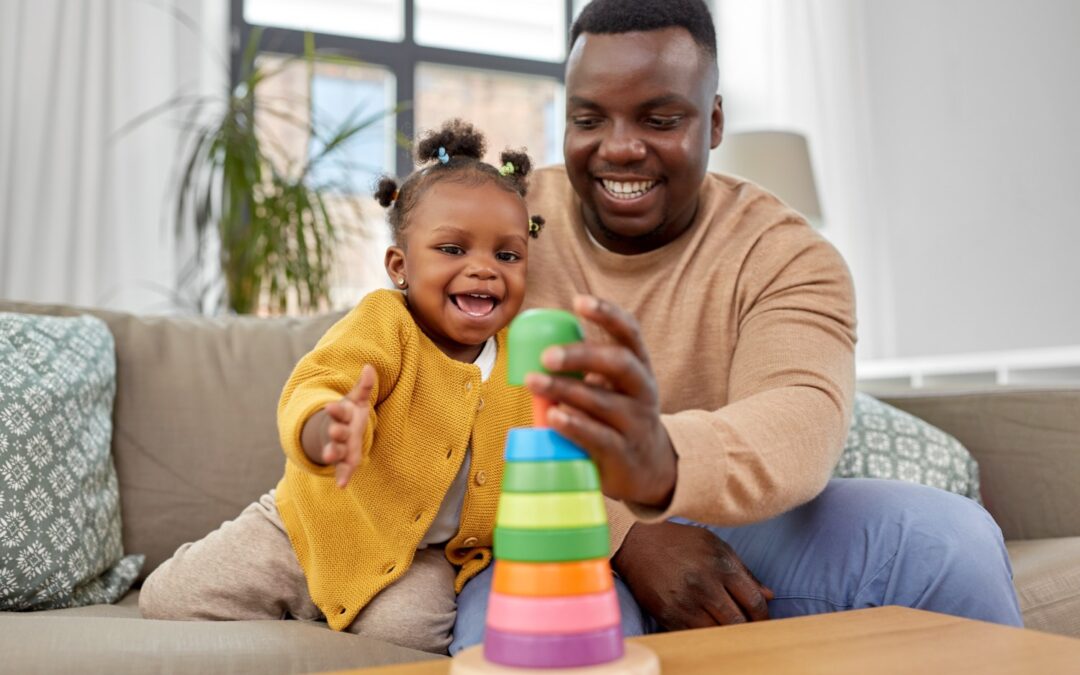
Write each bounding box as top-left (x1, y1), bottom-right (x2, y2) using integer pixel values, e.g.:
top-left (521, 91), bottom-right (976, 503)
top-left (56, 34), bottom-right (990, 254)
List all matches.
top-left (712, 130), bottom-right (823, 228)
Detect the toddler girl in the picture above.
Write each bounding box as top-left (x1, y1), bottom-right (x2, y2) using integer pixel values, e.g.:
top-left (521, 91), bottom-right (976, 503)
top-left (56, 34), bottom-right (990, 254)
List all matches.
top-left (141, 119), bottom-right (544, 654)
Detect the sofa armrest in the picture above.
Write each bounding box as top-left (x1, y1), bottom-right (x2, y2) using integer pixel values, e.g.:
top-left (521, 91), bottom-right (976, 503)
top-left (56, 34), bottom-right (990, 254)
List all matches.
top-left (879, 388), bottom-right (1080, 541)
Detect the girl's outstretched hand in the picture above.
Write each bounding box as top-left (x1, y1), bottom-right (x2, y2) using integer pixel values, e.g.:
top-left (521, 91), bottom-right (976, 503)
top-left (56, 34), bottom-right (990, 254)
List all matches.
top-left (320, 364), bottom-right (377, 488)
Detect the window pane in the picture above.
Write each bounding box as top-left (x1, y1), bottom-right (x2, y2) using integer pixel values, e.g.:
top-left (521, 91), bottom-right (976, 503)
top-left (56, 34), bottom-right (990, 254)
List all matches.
top-left (308, 66), bottom-right (396, 195)
top-left (254, 55), bottom-right (397, 311)
top-left (254, 55), bottom-right (395, 194)
top-left (416, 63), bottom-right (564, 167)
top-left (245, 0), bottom-right (404, 42)
top-left (415, 0), bottom-right (567, 62)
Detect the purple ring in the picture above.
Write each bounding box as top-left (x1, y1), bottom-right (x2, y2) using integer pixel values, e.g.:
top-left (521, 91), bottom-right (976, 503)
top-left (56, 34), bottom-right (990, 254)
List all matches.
top-left (483, 625), bottom-right (624, 668)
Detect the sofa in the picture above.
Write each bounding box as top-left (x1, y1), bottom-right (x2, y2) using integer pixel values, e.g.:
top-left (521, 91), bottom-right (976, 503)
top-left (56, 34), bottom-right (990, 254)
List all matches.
top-left (1, 299), bottom-right (1078, 674)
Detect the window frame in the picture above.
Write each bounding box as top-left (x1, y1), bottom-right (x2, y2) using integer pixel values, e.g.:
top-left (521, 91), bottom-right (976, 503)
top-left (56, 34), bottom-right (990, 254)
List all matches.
top-left (229, 0), bottom-right (573, 177)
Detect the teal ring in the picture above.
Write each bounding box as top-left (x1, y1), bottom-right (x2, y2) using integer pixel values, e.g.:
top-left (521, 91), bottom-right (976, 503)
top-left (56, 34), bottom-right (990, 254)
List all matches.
top-left (505, 428), bottom-right (587, 462)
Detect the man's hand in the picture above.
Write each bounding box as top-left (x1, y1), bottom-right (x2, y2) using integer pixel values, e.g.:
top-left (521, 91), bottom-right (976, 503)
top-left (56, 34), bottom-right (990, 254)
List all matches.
top-left (523, 295), bottom-right (677, 508)
top-left (613, 520), bottom-right (774, 629)
top-left (303, 365), bottom-right (376, 488)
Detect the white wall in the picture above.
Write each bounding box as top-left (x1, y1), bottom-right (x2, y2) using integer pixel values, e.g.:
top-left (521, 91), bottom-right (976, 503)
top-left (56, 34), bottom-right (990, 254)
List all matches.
top-left (863, 0), bottom-right (1080, 358)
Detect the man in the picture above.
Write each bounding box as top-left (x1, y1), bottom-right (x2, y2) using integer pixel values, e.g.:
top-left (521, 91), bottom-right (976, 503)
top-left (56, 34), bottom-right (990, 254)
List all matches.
top-left (452, 0), bottom-right (1021, 650)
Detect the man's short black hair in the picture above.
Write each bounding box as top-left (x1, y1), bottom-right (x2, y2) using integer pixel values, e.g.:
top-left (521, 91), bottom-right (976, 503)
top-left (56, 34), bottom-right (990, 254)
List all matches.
top-left (570, 0), bottom-right (717, 60)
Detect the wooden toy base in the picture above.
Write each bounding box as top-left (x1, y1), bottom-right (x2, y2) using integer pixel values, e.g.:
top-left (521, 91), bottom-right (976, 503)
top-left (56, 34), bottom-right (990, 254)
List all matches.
top-left (449, 642), bottom-right (660, 675)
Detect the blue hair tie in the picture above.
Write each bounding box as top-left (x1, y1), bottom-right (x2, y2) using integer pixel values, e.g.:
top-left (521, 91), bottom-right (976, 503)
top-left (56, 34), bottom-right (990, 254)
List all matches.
top-left (437, 147), bottom-right (450, 165)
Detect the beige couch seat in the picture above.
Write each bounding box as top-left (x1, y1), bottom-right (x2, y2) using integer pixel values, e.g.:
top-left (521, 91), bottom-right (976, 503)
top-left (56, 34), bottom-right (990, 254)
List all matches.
top-left (4, 590), bottom-right (433, 674)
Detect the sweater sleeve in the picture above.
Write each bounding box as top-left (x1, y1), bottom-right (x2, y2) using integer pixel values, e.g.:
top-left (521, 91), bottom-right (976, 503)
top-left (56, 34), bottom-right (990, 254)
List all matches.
top-left (626, 224), bottom-right (856, 527)
top-left (277, 292), bottom-right (407, 475)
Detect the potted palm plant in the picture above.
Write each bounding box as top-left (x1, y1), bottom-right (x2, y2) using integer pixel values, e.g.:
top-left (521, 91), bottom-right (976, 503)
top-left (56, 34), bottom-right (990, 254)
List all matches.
top-left (126, 29), bottom-right (395, 314)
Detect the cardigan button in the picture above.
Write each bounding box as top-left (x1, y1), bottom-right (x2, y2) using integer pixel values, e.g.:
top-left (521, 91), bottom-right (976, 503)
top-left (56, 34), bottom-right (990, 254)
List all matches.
top-left (465, 381), bottom-right (473, 392)
top-left (476, 397), bottom-right (484, 411)
top-left (462, 536), bottom-right (479, 547)
top-left (474, 470), bottom-right (487, 486)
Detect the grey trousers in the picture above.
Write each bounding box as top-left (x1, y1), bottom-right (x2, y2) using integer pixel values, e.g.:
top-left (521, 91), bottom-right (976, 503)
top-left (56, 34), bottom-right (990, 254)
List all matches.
top-left (139, 491), bottom-right (457, 654)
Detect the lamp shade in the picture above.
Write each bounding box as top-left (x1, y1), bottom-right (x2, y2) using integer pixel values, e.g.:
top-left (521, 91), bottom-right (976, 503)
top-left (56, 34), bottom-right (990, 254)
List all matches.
top-left (712, 130), bottom-right (822, 223)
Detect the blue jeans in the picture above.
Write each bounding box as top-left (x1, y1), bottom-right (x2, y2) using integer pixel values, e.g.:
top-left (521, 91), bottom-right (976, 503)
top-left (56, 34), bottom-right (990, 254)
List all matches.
top-left (450, 478), bottom-right (1022, 653)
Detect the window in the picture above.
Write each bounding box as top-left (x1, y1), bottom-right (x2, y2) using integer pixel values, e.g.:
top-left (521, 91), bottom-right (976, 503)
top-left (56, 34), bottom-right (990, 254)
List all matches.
top-left (415, 1), bottom-right (568, 62)
top-left (233, 0), bottom-right (575, 309)
top-left (244, 0), bottom-right (405, 42)
top-left (415, 64), bottom-right (563, 166)
top-left (307, 65), bottom-right (396, 194)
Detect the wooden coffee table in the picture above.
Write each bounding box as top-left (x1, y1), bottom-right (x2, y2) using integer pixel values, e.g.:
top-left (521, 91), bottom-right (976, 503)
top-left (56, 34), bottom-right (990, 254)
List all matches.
top-left (329, 606), bottom-right (1080, 674)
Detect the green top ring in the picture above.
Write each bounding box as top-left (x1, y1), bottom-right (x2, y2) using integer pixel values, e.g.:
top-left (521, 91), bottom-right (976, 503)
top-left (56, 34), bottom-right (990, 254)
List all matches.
top-left (507, 309), bottom-right (584, 385)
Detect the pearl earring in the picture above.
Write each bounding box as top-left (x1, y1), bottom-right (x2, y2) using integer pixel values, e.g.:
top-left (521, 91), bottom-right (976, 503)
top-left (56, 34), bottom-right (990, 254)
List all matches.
top-left (397, 278), bottom-right (406, 287)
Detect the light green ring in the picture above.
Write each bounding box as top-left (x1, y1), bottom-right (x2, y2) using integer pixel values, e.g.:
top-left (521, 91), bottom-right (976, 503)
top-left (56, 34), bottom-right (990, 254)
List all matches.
top-left (496, 491), bottom-right (607, 529)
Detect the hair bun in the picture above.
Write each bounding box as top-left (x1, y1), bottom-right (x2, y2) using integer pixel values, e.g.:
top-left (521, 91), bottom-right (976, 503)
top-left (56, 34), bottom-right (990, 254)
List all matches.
top-left (374, 176), bottom-right (399, 208)
top-left (416, 118), bottom-right (486, 165)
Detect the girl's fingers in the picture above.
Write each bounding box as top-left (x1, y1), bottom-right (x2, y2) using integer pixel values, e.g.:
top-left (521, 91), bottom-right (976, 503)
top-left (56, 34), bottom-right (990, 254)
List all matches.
top-left (347, 364), bottom-right (377, 404)
top-left (335, 460), bottom-right (355, 489)
top-left (325, 420), bottom-right (347, 443)
top-left (326, 400), bottom-right (352, 424)
top-left (322, 442), bottom-right (344, 464)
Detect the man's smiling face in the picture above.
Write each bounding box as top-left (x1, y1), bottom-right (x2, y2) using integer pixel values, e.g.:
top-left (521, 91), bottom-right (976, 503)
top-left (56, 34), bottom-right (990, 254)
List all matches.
top-left (564, 27), bottom-right (723, 254)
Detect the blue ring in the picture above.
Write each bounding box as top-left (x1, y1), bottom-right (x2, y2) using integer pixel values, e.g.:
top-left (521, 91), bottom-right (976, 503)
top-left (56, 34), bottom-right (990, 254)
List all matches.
top-left (505, 428), bottom-right (587, 462)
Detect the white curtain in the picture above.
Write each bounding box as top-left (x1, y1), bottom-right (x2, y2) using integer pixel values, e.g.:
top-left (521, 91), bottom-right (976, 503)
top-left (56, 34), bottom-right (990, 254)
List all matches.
top-left (710, 0), bottom-right (893, 360)
top-left (0, 0), bottom-right (227, 313)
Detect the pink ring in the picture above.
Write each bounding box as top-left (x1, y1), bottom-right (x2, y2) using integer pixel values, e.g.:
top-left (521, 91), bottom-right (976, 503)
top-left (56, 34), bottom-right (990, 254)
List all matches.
top-left (486, 589), bottom-right (620, 634)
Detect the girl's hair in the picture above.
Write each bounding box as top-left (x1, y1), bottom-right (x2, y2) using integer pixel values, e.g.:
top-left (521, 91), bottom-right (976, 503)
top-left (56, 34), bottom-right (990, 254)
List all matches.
top-left (374, 118), bottom-right (544, 244)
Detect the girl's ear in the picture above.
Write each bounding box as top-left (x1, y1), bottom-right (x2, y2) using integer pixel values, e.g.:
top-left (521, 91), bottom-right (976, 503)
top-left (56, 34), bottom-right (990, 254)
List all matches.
top-left (384, 245), bottom-right (408, 289)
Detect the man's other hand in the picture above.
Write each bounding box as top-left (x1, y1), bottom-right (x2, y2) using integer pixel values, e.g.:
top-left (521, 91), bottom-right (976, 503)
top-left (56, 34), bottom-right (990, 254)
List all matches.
top-left (612, 520), bottom-right (774, 630)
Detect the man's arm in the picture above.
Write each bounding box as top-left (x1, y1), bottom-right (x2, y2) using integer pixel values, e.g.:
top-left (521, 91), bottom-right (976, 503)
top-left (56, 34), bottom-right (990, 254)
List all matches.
top-left (528, 227), bottom-right (855, 525)
top-left (524, 226), bottom-right (856, 626)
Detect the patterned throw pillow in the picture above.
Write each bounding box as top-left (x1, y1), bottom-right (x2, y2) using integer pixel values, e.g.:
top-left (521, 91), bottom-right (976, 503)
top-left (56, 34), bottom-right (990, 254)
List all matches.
top-left (835, 392), bottom-right (982, 503)
top-left (0, 313), bottom-right (143, 610)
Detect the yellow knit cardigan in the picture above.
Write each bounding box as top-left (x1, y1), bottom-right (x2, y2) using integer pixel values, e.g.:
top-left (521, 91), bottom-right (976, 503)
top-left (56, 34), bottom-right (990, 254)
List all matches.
top-left (276, 289), bottom-right (532, 631)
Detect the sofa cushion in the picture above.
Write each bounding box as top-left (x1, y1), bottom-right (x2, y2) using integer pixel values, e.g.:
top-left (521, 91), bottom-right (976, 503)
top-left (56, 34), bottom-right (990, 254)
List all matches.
top-left (834, 392), bottom-right (981, 501)
top-left (1006, 537), bottom-right (1080, 638)
top-left (0, 313), bottom-right (143, 609)
top-left (0, 300), bottom-right (345, 582)
top-left (880, 389), bottom-right (1080, 541)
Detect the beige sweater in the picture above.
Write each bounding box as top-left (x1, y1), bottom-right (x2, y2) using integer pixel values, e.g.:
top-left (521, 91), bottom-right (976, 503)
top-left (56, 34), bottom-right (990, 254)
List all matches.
top-left (524, 166), bottom-right (857, 553)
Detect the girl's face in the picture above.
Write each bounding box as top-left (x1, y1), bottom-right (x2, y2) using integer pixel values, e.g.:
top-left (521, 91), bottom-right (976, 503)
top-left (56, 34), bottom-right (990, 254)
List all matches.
top-left (385, 180), bottom-right (530, 362)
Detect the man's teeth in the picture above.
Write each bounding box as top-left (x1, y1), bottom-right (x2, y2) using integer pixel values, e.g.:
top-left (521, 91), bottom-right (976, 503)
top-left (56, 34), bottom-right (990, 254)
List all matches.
top-left (601, 179), bottom-right (656, 200)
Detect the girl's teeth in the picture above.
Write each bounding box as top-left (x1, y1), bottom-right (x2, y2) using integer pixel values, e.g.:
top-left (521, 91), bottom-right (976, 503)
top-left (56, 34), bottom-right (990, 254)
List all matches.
top-left (454, 293), bottom-right (496, 316)
top-left (601, 179), bottom-right (657, 200)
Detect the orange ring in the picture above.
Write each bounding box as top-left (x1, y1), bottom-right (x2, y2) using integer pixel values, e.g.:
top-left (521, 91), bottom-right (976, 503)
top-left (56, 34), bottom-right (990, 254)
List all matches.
top-left (492, 559), bottom-right (613, 597)
top-left (531, 396), bottom-right (554, 427)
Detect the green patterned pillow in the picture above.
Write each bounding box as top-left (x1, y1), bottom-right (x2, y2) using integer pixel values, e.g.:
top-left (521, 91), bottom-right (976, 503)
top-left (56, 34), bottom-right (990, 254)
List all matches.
top-left (835, 392), bottom-right (982, 502)
top-left (0, 312), bottom-right (143, 610)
